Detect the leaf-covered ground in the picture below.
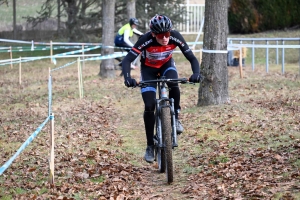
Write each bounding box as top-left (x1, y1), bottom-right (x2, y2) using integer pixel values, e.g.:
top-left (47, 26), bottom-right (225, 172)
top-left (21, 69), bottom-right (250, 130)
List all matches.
top-left (0, 61), bottom-right (299, 199)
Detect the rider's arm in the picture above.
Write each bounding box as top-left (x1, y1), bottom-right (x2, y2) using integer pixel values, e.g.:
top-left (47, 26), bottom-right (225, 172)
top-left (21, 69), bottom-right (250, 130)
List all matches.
top-left (123, 29), bottom-right (134, 47)
top-left (122, 46), bottom-right (140, 79)
top-left (133, 28), bottom-right (143, 37)
top-left (172, 31), bottom-right (200, 74)
top-left (122, 33), bottom-right (150, 79)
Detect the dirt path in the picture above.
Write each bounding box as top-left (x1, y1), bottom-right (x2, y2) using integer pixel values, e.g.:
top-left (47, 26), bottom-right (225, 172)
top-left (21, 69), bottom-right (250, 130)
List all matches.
top-left (116, 110), bottom-right (193, 199)
top-left (2, 61), bottom-right (299, 199)
top-left (113, 68), bottom-right (195, 199)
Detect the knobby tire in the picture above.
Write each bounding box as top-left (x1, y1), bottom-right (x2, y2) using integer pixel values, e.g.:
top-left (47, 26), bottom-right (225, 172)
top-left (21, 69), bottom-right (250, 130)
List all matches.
top-left (161, 106), bottom-right (173, 183)
top-left (157, 112), bottom-right (166, 173)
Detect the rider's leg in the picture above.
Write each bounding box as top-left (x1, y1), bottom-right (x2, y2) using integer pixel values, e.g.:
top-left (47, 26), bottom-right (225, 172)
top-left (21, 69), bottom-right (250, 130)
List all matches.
top-left (144, 111), bottom-right (155, 145)
top-left (140, 66), bottom-right (160, 162)
top-left (142, 90), bottom-right (156, 146)
top-left (142, 90), bottom-right (156, 163)
top-left (115, 57), bottom-right (122, 62)
top-left (161, 65), bottom-right (180, 119)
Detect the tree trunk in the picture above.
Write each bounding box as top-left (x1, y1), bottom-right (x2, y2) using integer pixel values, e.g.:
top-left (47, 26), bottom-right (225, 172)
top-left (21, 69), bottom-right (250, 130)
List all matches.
top-left (13, 0), bottom-right (16, 39)
top-left (64, 0), bottom-right (79, 41)
top-left (198, 0), bottom-right (230, 106)
top-left (127, 0), bottom-right (136, 18)
top-left (126, 0), bottom-right (137, 42)
top-left (99, 0), bottom-right (116, 78)
top-left (57, 0), bottom-right (61, 34)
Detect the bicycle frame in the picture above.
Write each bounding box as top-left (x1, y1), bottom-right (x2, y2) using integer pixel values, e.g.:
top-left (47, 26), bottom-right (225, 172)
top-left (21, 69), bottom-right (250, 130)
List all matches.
top-left (156, 80), bottom-right (178, 148)
top-left (138, 76), bottom-right (189, 183)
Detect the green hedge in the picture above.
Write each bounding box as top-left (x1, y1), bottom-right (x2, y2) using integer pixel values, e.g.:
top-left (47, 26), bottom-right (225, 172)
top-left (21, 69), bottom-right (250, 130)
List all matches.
top-left (228, 0), bottom-right (300, 33)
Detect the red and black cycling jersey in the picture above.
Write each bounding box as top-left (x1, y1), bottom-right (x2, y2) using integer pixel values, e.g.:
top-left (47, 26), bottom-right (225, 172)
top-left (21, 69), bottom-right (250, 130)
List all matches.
top-left (122, 30), bottom-right (200, 78)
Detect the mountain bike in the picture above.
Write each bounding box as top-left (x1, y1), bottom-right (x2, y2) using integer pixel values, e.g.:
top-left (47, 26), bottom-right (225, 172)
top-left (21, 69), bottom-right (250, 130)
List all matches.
top-left (138, 77), bottom-right (192, 183)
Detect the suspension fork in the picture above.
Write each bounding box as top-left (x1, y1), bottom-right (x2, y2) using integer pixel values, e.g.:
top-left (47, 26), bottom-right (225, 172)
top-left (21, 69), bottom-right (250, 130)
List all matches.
top-left (157, 98), bottom-right (178, 148)
top-left (170, 98), bottom-right (178, 148)
top-left (156, 99), bottom-right (163, 148)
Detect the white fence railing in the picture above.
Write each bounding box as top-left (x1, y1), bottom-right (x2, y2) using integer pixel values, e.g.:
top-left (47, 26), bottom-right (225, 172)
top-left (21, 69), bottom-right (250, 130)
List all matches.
top-left (178, 4), bottom-right (205, 34)
top-left (228, 38), bottom-right (300, 74)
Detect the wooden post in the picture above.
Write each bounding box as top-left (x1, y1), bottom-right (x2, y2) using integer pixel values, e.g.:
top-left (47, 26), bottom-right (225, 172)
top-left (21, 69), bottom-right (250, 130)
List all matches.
top-left (48, 67), bottom-right (52, 116)
top-left (81, 44), bottom-right (85, 69)
top-left (49, 113), bottom-right (55, 185)
top-left (80, 59), bottom-right (83, 98)
top-left (77, 58), bottom-right (82, 99)
top-left (50, 40), bottom-right (53, 63)
top-left (19, 57), bottom-right (22, 85)
top-left (239, 48), bottom-right (243, 78)
top-left (10, 46), bottom-right (13, 69)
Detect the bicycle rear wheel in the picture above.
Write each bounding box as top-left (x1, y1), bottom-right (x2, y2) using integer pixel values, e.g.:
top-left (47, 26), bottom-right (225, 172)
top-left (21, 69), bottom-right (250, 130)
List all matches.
top-left (161, 106), bottom-right (173, 183)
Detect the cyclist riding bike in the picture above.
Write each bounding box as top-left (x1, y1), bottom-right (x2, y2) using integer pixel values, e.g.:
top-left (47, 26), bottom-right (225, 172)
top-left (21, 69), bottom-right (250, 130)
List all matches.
top-left (121, 14), bottom-right (201, 163)
top-left (114, 17), bottom-right (143, 69)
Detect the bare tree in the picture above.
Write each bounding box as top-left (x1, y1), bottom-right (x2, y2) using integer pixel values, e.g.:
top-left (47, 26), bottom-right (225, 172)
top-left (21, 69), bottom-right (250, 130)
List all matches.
top-left (57, 0), bottom-right (61, 34)
top-left (135, 0), bottom-right (186, 33)
top-left (198, 0), bottom-right (230, 106)
top-left (24, 0), bottom-right (100, 41)
top-left (99, 0), bottom-right (116, 78)
top-left (0, 0), bottom-right (8, 6)
top-left (126, 0), bottom-right (136, 18)
top-left (62, 0), bottom-right (80, 41)
top-left (20, 0), bottom-right (186, 41)
top-left (13, 0), bottom-right (16, 39)
top-left (126, 0), bottom-right (138, 43)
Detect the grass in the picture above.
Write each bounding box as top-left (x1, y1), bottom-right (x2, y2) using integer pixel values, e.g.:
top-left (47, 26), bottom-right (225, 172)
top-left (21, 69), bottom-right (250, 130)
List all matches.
top-left (0, 64), bottom-right (298, 198)
top-left (0, 1), bottom-right (45, 31)
top-left (0, 30), bottom-right (299, 199)
top-left (90, 176), bottom-right (104, 183)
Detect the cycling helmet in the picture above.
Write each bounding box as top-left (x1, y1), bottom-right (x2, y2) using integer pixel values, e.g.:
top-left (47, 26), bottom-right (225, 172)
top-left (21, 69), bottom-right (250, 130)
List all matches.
top-left (129, 18), bottom-right (139, 26)
top-left (149, 14), bottom-right (173, 33)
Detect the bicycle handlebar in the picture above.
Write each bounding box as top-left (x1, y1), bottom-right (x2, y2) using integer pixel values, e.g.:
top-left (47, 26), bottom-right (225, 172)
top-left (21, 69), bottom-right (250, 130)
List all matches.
top-left (138, 78), bottom-right (193, 87)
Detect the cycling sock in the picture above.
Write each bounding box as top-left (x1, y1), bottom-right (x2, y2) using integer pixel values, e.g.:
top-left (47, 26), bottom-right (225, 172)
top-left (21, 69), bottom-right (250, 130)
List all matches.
top-left (143, 111), bottom-right (155, 146)
top-left (175, 108), bottom-right (181, 120)
top-left (169, 86), bottom-right (180, 119)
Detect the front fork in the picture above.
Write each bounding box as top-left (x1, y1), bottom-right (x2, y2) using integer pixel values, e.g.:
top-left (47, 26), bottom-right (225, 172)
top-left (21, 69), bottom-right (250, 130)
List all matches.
top-left (170, 98), bottom-right (178, 148)
top-left (156, 98), bottom-right (178, 149)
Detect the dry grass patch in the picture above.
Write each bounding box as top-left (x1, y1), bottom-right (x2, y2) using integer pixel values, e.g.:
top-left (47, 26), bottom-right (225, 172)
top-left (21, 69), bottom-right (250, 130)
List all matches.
top-left (0, 53), bottom-right (299, 199)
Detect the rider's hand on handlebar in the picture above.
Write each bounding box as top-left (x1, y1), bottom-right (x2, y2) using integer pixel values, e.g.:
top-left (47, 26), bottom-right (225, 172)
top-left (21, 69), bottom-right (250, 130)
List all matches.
top-left (124, 78), bottom-right (137, 87)
top-left (189, 73), bottom-right (201, 83)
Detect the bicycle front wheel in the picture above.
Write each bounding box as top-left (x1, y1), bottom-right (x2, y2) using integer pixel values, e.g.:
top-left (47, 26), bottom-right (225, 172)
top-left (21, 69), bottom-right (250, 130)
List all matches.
top-left (161, 106), bottom-right (173, 183)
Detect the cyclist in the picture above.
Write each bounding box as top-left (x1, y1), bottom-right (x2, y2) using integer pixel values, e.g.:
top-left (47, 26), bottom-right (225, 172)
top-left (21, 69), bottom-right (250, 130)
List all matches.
top-left (114, 17), bottom-right (143, 70)
top-left (121, 14), bottom-right (201, 163)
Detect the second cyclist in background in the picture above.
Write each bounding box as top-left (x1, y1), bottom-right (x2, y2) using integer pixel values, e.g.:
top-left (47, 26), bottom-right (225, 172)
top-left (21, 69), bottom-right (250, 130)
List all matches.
top-left (114, 18), bottom-right (143, 70)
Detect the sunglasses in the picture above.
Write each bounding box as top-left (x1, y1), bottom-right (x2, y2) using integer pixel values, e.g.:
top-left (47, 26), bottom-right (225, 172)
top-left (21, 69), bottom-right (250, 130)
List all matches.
top-left (155, 32), bottom-right (170, 39)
